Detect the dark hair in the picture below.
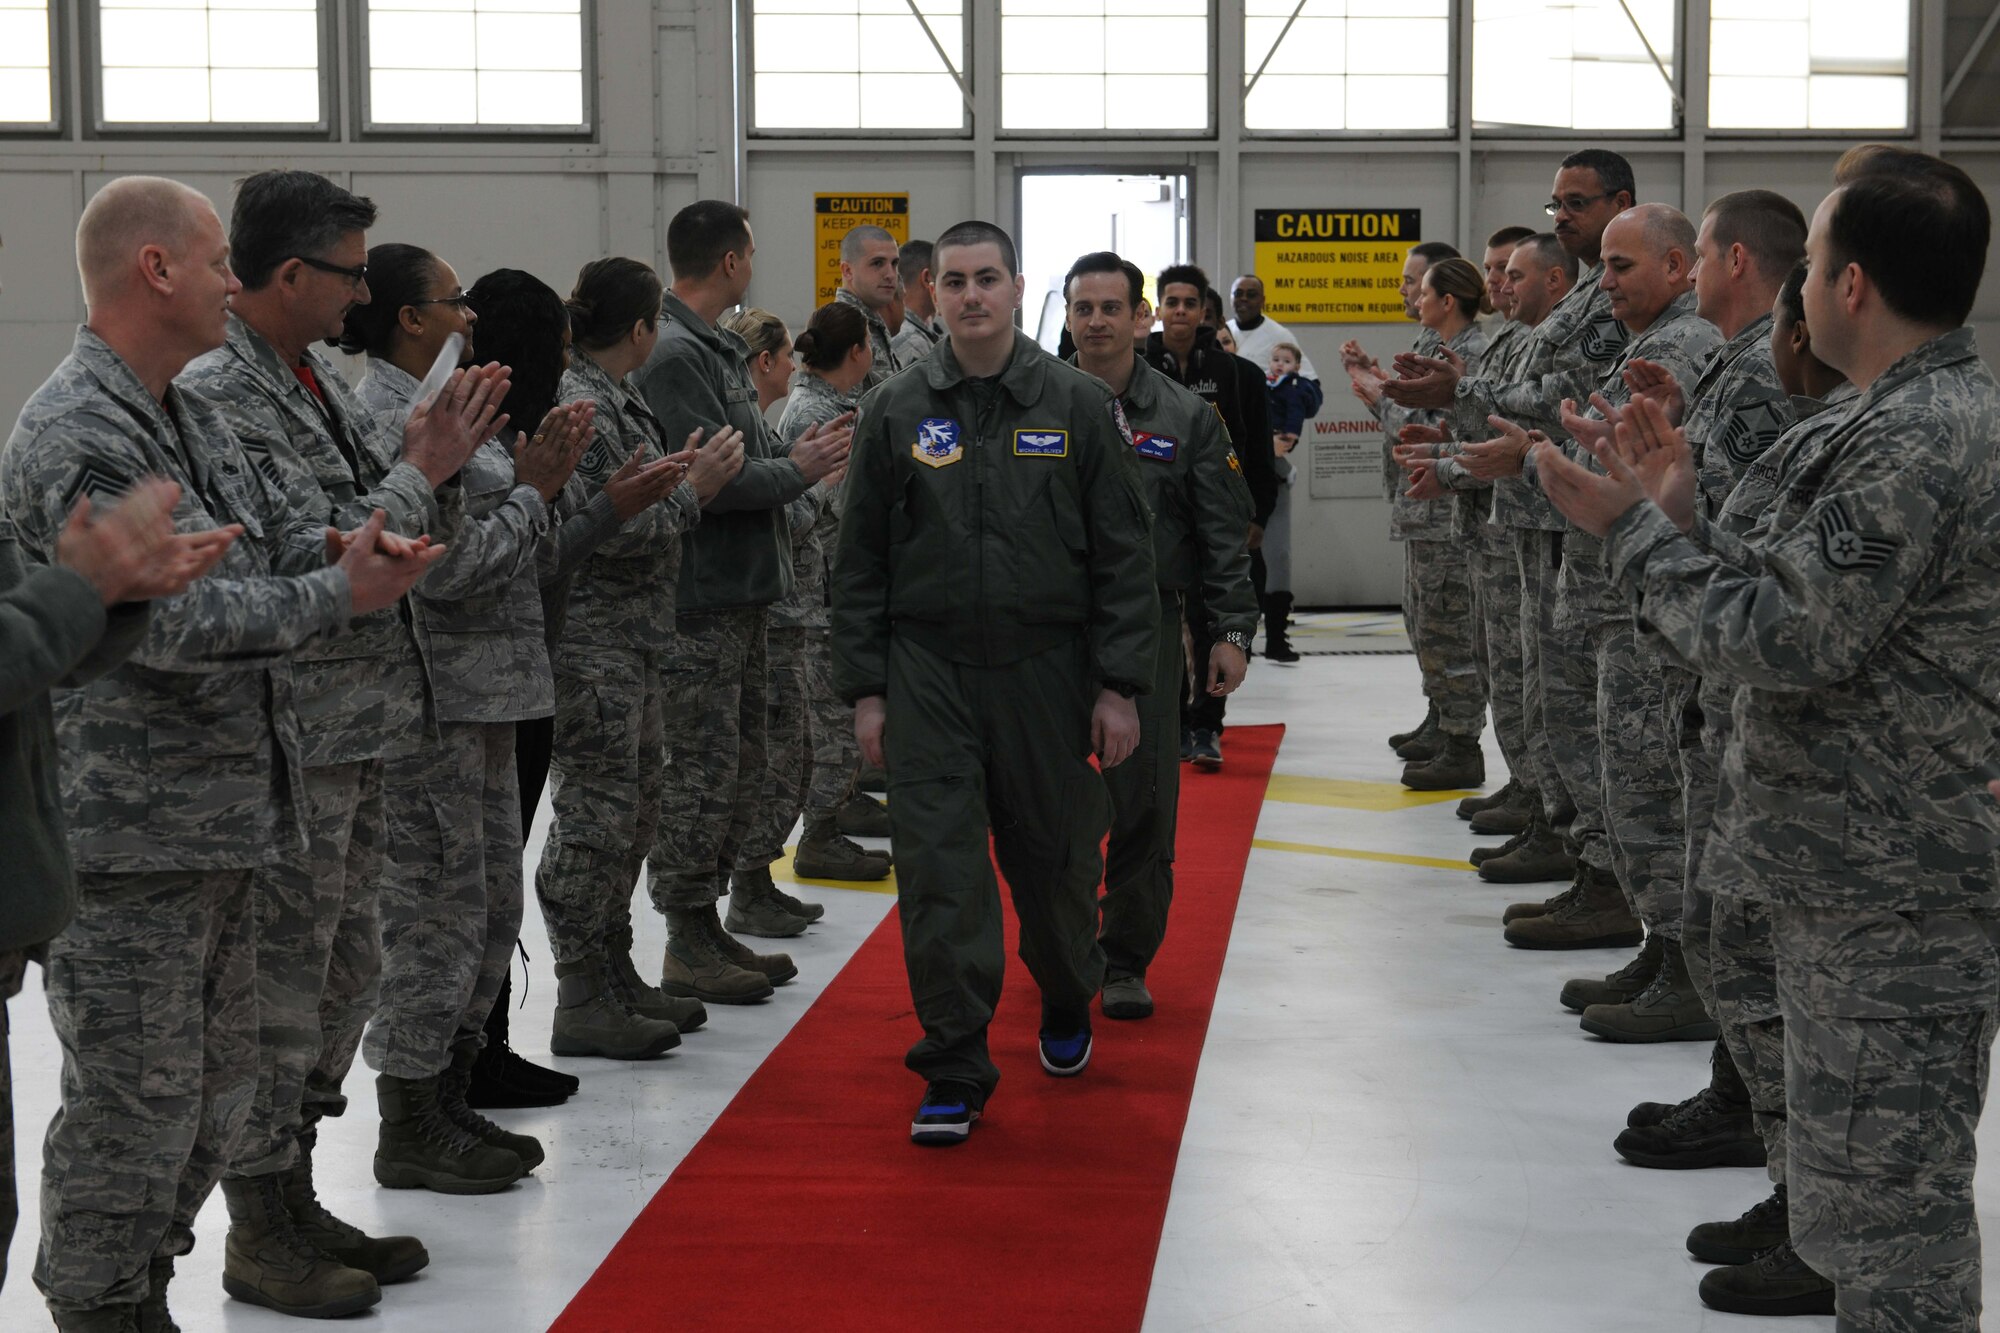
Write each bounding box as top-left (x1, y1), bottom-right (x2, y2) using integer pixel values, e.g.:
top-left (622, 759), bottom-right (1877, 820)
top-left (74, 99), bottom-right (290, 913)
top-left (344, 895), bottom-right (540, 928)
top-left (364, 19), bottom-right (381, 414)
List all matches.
top-left (1064, 250), bottom-right (1141, 306)
top-left (1833, 143), bottom-right (1940, 185)
top-left (666, 200), bottom-right (751, 280)
top-left (466, 269), bottom-right (568, 439)
top-left (1409, 241), bottom-right (1461, 264)
top-left (229, 169), bottom-right (378, 291)
top-left (1486, 225), bottom-right (1537, 250)
top-left (1202, 287), bottom-right (1226, 324)
top-left (1156, 262), bottom-right (1210, 298)
top-left (1515, 231), bottom-right (1579, 283)
top-left (934, 220), bottom-right (1018, 277)
top-left (1559, 149), bottom-right (1637, 204)
top-left (793, 301), bottom-right (870, 373)
top-left (1425, 257), bottom-right (1494, 318)
top-left (336, 242), bottom-right (443, 356)
top-left (1704, 190), bottom-right (1808, 283)
top-left (897, 239), bottom-right (932, 286)
top-left (1776, 258), bottom-right (1809, 329)
top-left (1825, 167), bottom-right (1990, 328)
top-left (567, 256), bottom-right (663, 352)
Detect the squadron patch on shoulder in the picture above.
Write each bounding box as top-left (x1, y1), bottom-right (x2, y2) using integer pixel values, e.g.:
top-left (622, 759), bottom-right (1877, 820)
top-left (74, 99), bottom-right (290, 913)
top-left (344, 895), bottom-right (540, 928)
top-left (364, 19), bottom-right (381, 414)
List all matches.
top-left (1013, 429), bottom-right (1068, 457)
top-left (1109, 397), bottom-right (1135, 448)
top-left (912, 416), bottom-right (963, 468)
top-left (1225, 450), bottom-right (1242, 473)
top-left (1720, 400), bottom-right (1790, 467)
top-left (1133, 431), bottom-right (1178, 462)
top-left (1816, 499), bottom-right (1898, 573)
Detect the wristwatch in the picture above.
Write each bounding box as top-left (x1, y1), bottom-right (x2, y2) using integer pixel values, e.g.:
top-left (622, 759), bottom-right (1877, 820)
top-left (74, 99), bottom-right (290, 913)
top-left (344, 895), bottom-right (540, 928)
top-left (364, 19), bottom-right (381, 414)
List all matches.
top-left (1217, 630), bottom-right (1253, 652)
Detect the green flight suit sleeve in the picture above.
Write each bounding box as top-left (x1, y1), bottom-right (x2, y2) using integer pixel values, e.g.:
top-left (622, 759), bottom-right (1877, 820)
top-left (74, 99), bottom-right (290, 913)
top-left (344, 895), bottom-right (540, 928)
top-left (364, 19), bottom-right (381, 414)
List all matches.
top-left (829, 391), bottom-right (896, 702)
top-left (637, 342), bottom-right (808, 513)
top-left (1188, 409), bottom-right (1257, 638)
top-left (1078, 395), bottom-right (1158, 693)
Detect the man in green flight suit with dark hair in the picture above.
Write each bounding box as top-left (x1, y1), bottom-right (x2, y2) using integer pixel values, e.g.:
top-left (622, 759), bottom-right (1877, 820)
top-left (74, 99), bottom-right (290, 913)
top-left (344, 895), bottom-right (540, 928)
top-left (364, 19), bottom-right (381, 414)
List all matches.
top-left (1064, 251), bottom-right (1256, 1023)
top-left (831, 219), bottom-right (1158, 1147)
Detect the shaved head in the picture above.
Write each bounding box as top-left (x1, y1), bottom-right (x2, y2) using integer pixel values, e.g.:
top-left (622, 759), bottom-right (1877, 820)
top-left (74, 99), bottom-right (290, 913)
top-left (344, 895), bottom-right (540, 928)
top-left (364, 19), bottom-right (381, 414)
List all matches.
top-left (77, 176), bottom-right (213, 307)
top-left (840, 224), bottom-right (896, 264)
top-left (1621, 202), bottom-right (1698, 260)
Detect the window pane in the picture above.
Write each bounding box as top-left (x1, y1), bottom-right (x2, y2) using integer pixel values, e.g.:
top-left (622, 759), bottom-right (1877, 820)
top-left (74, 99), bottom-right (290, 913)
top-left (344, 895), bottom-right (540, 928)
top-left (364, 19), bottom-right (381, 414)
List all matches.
top-left (1001, 0), bottom-right (1211, 132)
top-left (1708, 0), bottom-right (1909, 130)
top-left (751, 0), bottom-right (964, 133)
top-left (1472, 0), bottom-right (1678, 132)
top-left (0, 1), bottom-right (53, 125)
top-left (364, 0), bottom-right (587, 126)
top-left (99, 2), bottom-right (324, 124)
top-left (1246, 6), bottom-right (1448, 131)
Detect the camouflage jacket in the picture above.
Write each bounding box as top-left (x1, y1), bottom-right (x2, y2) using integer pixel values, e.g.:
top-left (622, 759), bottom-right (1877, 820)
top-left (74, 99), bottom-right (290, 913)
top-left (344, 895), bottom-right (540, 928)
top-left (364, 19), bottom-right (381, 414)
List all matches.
top-left (772, 370), bottom-right (857, 631)
top-left (554, 350), bottom-right (701, 652)
top-left (1390, 322), bottom-right (1487, 542)
top-left (408, 433), bottom-right (553, 725)
top-left (1606, 329), bottom-right (2000, 911)
top-left (1435, 317), bottom-right (1530, 536)
top-left (836, 286), bottom-right (901, 394)
top-left (1557, 291), bottom-right (1721, 630)
top-left (181, 315), bottom-right (432, 766)
top-left (637, 292), bottom-right (812, 615)
top-left (891, 311), bottom-right (942, 368)
top-left (1679, 313), bottom-right (1794, 520)
top-left (1453, 261), bottom-right (1629, 446)
top-left (1, 328), bottom-right (352, 872)
top-left (832, 329), bottom-right (1158, 699)
top-left (1103, 353), bottom-right (1256, 636)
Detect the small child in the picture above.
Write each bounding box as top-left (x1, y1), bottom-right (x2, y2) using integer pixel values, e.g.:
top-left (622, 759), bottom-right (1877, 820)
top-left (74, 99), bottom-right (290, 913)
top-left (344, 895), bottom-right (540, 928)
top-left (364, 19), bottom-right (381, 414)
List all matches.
top-left (1265, 342), bottom-right (1324, 449)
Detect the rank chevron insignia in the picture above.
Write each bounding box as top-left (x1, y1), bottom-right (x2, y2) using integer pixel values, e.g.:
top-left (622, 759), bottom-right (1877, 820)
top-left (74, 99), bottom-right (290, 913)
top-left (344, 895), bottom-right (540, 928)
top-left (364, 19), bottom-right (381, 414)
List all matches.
top-left (61, 460), bottom-right (134, 508)
top-left (1816, 499), bottom-right (1898, 572)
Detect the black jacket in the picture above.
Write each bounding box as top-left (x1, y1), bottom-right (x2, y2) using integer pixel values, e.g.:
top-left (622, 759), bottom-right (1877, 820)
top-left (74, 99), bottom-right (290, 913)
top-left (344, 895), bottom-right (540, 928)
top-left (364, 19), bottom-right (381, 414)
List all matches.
top-left (1144, 328), bottom-right (1278, 526)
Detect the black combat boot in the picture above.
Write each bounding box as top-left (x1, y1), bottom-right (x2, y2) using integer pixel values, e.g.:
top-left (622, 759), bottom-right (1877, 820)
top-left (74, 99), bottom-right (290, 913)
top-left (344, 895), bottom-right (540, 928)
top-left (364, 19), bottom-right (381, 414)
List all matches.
top-left (373, 1073), bottom-right (524, 1195)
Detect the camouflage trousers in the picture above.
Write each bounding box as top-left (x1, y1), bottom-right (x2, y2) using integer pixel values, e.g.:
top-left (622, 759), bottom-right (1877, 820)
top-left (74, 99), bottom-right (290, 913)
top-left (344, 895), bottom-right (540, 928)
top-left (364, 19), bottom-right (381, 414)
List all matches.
top-left (1776, 903), bottom-right (2000, 1333)
top-left (1712, 890), bottom-right (1785, 1183)
top-left (1100, 592), bottom-right (1184, 980)
top-left (1516, 528), bottom-right (1576, 841)
top-left (1542, 547), bottom-right (1614, 875)
top-left (1593, 618), bottom-right (1687, 935)
top-left (364, 721), bottom-right (523, 1080)
top-left (1467, 520), bottom-right (1532, 799)
top-left (36, 870), bottom-right (257, 1314)
top-left (535, 643), bottom-right (688, 965)
top-left (1, 952), bottom-right (23, 1295)
top-left (1403, 537), bottom-right (1486, 739)
top-left (233, 760), bottom-right (383, 1179)
top-left (742, 627), bottom-right (859, 866)
top-left (1671, 673), bottom-right (1721, 1004)
top-left (652, 607), bottom-right (770, 910)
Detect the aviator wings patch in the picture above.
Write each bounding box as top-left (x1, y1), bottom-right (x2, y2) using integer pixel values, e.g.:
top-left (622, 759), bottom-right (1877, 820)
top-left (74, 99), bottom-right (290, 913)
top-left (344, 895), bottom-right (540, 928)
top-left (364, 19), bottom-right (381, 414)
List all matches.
top-left (1816, 499), bottom-right (1898, 573)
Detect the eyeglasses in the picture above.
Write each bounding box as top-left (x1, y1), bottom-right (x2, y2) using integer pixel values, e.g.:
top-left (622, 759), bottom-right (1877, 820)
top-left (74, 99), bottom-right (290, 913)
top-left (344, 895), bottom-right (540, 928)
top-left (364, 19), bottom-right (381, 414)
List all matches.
top-left (295, 255), bottom-right (369, 286)
top-left (410, 292), bottom-right (472, 310)
top-left (1545, 192), bottom-right (1617, 217)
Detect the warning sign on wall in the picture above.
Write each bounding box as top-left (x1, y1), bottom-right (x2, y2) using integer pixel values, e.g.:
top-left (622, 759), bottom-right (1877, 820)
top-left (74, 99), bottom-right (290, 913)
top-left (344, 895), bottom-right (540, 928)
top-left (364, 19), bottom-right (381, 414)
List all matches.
top-left (815, 193), bottom-right (910, 308)
top-left (1253, 209), bottom-right (1422, 325)
top-left (1307, 417), bottom-right (1387, 499)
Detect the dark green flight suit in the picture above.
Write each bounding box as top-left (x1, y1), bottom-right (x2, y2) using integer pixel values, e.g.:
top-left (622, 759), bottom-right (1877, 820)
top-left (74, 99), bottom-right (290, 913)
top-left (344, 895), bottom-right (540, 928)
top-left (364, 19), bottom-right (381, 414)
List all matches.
top-left (831, 329), bottom-right (1157, 1098)
top-left (1086, 354), bottom-right (1256, 983)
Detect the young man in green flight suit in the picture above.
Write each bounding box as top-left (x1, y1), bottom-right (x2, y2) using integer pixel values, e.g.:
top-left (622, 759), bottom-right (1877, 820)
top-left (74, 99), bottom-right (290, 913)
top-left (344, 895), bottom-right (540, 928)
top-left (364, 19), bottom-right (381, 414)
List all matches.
top-left (1064, 251), bottom-right (1256, 1022)
top-left (831, 221), bottom-right (1158, 1146)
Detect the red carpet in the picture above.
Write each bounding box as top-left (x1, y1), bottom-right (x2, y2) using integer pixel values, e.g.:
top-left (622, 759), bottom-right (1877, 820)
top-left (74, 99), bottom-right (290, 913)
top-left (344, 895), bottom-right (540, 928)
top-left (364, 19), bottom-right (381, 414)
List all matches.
top-left (552, 725), bottom-right (1283, 1333)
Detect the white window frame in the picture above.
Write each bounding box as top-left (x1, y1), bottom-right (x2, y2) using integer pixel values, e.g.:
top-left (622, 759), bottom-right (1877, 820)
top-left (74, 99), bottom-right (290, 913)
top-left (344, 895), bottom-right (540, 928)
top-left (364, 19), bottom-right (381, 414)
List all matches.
top-left (996, 0), bottom-right (1217, 140)
top-left (86, 0), bottom-right (334, 137)
top-left (0, 0), bottom-right (62, 134)
top-left (357, 0), bottom-right (597, 139)
top-left (1239, 1), bottom-right (1456, 141)
top-left (1468, 0), bottom-right (1684, 139)
top-left (1705, 1), bottom-right (1917, 139)
top-left (743, 0), bottom-right (971, 139)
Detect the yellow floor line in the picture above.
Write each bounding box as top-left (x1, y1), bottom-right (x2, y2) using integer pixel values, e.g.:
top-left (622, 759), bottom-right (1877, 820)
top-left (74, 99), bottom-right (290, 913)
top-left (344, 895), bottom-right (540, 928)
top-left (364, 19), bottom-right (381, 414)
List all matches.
top-left (1265, 773), bottom-right (1474, 812)
top-left (770, 847), bottom-right (900, 895)
top-left (1251, 837), bottom-right (1477, 872)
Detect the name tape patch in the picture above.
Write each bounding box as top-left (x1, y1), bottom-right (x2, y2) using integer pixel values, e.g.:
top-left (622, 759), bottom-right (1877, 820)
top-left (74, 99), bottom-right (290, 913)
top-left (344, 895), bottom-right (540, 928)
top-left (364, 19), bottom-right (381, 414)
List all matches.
top-left (1014, 429), bottom-right (1068, 458)
top-left (1133, 431), bottom-right (1178, 462)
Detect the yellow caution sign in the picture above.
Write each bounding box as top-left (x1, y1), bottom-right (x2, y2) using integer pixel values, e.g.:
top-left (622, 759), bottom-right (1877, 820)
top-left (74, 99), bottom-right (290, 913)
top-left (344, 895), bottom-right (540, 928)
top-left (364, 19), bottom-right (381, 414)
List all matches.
top-left (1253, 208), bottom-right (1422, 324)
top-left (815, 193), bottom-right (910, 309)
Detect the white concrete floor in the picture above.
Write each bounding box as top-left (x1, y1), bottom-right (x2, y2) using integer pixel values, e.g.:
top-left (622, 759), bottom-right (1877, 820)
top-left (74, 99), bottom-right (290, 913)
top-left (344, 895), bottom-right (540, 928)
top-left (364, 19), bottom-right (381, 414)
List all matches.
top-left (3, 647), bottom-right (1994, 1330)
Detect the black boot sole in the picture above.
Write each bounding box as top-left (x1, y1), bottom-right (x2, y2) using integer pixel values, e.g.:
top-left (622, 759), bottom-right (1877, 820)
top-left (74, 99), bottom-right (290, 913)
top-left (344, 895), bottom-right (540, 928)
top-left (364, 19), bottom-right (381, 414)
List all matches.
top-left (1615, 1137), bottom-right (1767, 1171)
top-left (1468, 810), bottom-right (1534, 835)
top-left (465, 1076), bottom-right (570, 1109)
top-left (1687, 1235), bottom-right (1788, 1265)
top-left (1579, 1015), bottom-right (1723, 1043)
top-left (1697, 1285), bottom-right (1835, 1317)
top-left (1505, 928), bottom-right (1646, 951)
top-left (373, 1159), bottom-right (523, 1195)
top-left (223, 1275), bottom-right (381, 1319)
top-left (1479, 861), bottom-right (1578, 885)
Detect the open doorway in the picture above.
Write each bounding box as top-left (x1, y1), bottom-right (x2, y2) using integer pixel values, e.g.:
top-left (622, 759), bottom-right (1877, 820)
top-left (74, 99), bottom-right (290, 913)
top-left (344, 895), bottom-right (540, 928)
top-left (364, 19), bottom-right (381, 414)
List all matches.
top-left (1017, 171), bottom-right (1190, 352)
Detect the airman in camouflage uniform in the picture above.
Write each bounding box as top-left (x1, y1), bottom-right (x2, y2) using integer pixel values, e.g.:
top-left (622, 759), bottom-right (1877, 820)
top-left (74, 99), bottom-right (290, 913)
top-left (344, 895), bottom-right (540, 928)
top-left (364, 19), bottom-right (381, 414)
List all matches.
top-left (4, 321), bottom-right (363, 1325)
top-left (533, 346), bottom-right (707, 1053)
top-left (1604, 169), bottom-right (2000, 1328)
top-left (836, 224), bottom-right (903, 393)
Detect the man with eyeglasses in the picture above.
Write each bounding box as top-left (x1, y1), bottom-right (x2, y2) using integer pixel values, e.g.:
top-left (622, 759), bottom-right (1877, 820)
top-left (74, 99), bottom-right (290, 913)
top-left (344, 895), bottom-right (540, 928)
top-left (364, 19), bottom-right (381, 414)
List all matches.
top-left (1381, 150), bottom-right (1641, 953)
top-left (180, 169), bottom-right (487, 1316)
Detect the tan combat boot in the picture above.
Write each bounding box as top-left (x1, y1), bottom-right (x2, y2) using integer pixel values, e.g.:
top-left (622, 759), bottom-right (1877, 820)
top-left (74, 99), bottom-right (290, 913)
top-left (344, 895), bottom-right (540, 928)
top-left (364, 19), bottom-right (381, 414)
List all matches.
top-left (220, 1173), bottom-right (381, 1318)
top-left (662, 908), bottom-right (778, 1004)
top-left (1502, 865), bottom-right (1642, 950)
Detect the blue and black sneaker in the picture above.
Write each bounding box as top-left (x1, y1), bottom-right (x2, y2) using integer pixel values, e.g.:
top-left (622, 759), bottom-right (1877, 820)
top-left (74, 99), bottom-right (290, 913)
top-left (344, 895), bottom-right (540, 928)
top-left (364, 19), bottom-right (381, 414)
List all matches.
top-left (911, 1080), bottom-right (983, 1146)
top-left (1038, 1014), bottom-right (1093, 1077)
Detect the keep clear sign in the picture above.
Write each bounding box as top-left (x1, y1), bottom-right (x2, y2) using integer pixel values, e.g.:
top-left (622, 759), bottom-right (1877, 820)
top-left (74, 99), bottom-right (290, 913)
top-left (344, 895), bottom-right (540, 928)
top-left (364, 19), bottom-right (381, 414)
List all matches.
top-left (815, 193), bottom-right (909, 308)
top-left (1253, 209), bottom-right (1421, 325)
